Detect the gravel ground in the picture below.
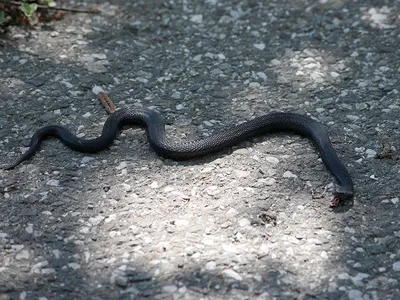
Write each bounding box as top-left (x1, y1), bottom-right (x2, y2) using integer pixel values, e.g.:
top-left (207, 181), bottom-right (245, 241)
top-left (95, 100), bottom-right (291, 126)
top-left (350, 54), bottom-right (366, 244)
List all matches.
top-left (0, 0), bottom-right (399, 299)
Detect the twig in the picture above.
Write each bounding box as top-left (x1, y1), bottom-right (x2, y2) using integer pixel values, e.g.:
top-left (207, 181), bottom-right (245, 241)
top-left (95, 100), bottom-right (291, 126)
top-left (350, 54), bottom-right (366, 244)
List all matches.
top-left (0, 0), bottom-right (100, 14)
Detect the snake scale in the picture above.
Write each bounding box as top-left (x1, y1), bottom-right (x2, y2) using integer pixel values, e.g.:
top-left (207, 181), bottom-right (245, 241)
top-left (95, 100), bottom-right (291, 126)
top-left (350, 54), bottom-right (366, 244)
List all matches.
top-left (4, 108), bottom-right (354, 206)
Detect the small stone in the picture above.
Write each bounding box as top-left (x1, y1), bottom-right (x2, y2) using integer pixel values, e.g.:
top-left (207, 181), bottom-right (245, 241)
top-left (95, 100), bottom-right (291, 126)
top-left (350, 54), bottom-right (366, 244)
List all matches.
top-left (238, 218), bottom-right (250, 227)
top-left (190, 14), bottom-right (203, 23)
top-left (330, 71), bottom-right (340, 78)
top-left (391, 198), bottom-right (399, 204)
top-left (89, 215), bottom-right (105, 226)
top-left (235, 170), bottom-right (250, 178)
top-left (171, 91), bottom-right (181, 100)
top-left (193, 54), bottom-right (202, 61)
top-left (205, 261), bottom-right (216, 270)
top-left (220, 221), bottom-right (231, 229)
top-left (365, 149), bottom-right (377, 158)
top-left (149, 181), bottom-right (159, 189)
top-left (116, 162), bottom-right (127, 170)
top-left (222, 243), bottom-right (237, 253)
top-left (92, 53), bottom-right (107, 60)
top-left (351, 273), bottom-right (369, 286)
top-left (226, 208), bottom-right (238, 217)
top-left (82, 112), bottom-right (92, 118)
top-left (249, 82), bottom-right (260, 87)
top-left (338, 273), bottom-right (350, 280)
top-left (68, 263), bottom-right (81, 270)
top-left (346, 115), bottom-right (359, 121)
top-left (283, 171), bottom-right (297, 178)
top-left (115, 275), bottom-right (128, 287)
top-left (205, 185), bottom-right (219, 196)
top-left (46, 179), bottom-right (59, 187)
top-left (25, 224), bottom-right (33, 234)
top-left (265, 156), bottom-right (279, 164)
top-left (16, 250), bottom-right (30, 260)
top-left (162, 285), bottom-right (178, 293)
top-left (270, 59), bottom-right (281, 66)
top-left (393, 261), bottom-right (400, 271)
top-left (253, 43), bottom-right (265, 50)
top-left (81, 156), bottom-right (95, 164)
top-left (348, 290), bottom-right (363, 299)
top-left (256, 72), bottom-right (267, 80)
top-left (222, 269), bottom-right (243, 281)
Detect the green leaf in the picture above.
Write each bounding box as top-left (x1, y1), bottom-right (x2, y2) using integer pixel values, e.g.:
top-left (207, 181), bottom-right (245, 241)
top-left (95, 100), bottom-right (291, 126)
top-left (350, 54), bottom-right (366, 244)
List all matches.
top-left (19, 3), bottom-right (38, 21)
top-left (0, 12), bottom-right (5, 24)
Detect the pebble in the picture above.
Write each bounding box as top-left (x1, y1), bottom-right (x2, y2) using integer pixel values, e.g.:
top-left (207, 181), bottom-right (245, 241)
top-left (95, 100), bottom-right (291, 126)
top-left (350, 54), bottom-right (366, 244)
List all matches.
top-left (238, 218), bottom-right (250, 227)
top-left (46, 179), bottom-right (59, 187)
top-left (365, 149), bottom-right (377, 158)
top-left (265, 156), bottom-right (279, 164)
top-left (256, 72), bottom-right (267, 80)
top-left (222, 269), bottom-right (243, 281)
top-left (190, 14), bottom-right (203, 24)
top-left (222, 243), bottom-right (237, 253)
top-left (249, 82), bottom-right (260, 87)
top-left (68, 263), bottom-right (81, 270)
top-left (226, 208), bottom-right (238, 217)
top-left (351, 273), bottom-right (369, 286)
top-left (171, 91), bottom-right (181, 100)
top-left (116, 162), bottom-right (127, 170)
top-left (393, 261), bottom-right (400, 272)
top-left (283, 171), bottom-right (297, 178)
top-left (81, 156), bottom-right (95, 164)
top-left (346, 115), bottom-right (359, 121)
top-left (235, 170), bottom-right (250, 178)
top-left (162, 285), bottom-right (178, 293)
top-left (16, 250), bottom-right (30, 260)
top-left (205, 261), bottom-right (217, 270)
top-left (270, 59), bottom-right (281, 66)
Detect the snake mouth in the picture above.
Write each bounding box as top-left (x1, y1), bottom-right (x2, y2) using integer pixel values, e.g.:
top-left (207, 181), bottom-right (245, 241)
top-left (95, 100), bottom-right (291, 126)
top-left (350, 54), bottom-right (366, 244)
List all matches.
top-left (329, 190), bottom-right (354, 207)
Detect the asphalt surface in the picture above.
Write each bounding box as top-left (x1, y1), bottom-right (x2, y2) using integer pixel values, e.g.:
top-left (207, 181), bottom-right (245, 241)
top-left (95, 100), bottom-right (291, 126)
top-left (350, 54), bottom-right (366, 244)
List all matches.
top-left (0, 0), bottom-right (399, 299)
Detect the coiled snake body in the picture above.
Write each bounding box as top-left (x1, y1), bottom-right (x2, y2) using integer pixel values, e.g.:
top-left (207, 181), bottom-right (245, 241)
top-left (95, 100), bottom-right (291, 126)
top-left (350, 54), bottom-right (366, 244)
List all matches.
top-left (4, 108), bottom-right (354, 206)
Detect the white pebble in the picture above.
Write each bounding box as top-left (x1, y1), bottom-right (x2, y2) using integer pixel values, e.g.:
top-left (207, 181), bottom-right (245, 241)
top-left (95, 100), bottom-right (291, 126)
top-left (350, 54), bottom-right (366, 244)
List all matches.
top-left (222, 243), bottom-right (237, 253)
top-left (68, 263), bottom-right (81, 270)
top-left (222, 269), bottom-right (243, 281)
top-left (365, 149), bottom-right (376, 158)
top-left (253, 43), bottom-right (265, 50)
top-left (256, 72), bottom-right (267, 80)
top-left (190, 14), bottom-right (203, 23)
top-left (46, 179), bottom-right (59, 187)
top-left (205, 261), bottom-right (216, 270)
top-left (393, 261), bottom-right (400, 272)
top-left (283, 171), bottom-right (297, 178)
top-left (162, 285), bottom-right (178, 293)
top-left (270, 59), bottom-right (281, 66)
top-left (25, 224), bottom-right (33, 234)
top-left (238, 218), bottom-right (250, 227)
top-left (92, 86), bottom-right (104, 95)
top-left (116, 162), bottom-right (127, 170)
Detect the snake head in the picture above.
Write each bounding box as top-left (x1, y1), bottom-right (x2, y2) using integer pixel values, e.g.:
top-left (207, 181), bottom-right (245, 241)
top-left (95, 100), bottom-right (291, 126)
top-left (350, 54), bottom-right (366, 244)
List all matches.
top-left (330, 184), bottom-right (354, 207)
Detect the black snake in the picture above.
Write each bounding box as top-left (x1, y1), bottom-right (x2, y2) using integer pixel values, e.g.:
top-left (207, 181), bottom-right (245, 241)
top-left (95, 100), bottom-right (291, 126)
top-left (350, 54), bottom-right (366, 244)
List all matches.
top-left (4, 108), bottom-right (354, 206)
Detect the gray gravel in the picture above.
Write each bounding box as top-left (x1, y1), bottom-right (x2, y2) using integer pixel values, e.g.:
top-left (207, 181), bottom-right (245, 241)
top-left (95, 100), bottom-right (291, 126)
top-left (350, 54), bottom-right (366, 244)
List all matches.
top-left (0, 0), bottom-right (399, 299)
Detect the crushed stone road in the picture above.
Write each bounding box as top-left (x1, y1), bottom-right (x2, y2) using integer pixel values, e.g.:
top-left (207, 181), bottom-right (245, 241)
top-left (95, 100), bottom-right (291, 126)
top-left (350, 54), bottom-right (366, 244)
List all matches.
top-left (0, 0), bottom-right (399, 299)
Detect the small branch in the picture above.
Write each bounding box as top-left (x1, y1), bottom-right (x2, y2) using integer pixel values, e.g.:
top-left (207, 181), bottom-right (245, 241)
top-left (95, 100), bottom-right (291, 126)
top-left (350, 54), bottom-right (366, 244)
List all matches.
top-left (0, 0), bottom-right (100, 14)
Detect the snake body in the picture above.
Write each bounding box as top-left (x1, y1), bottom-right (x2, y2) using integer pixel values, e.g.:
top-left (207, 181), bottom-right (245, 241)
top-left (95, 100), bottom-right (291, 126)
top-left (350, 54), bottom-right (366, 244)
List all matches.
top-left (4, 108), bottom-right (354, 206)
